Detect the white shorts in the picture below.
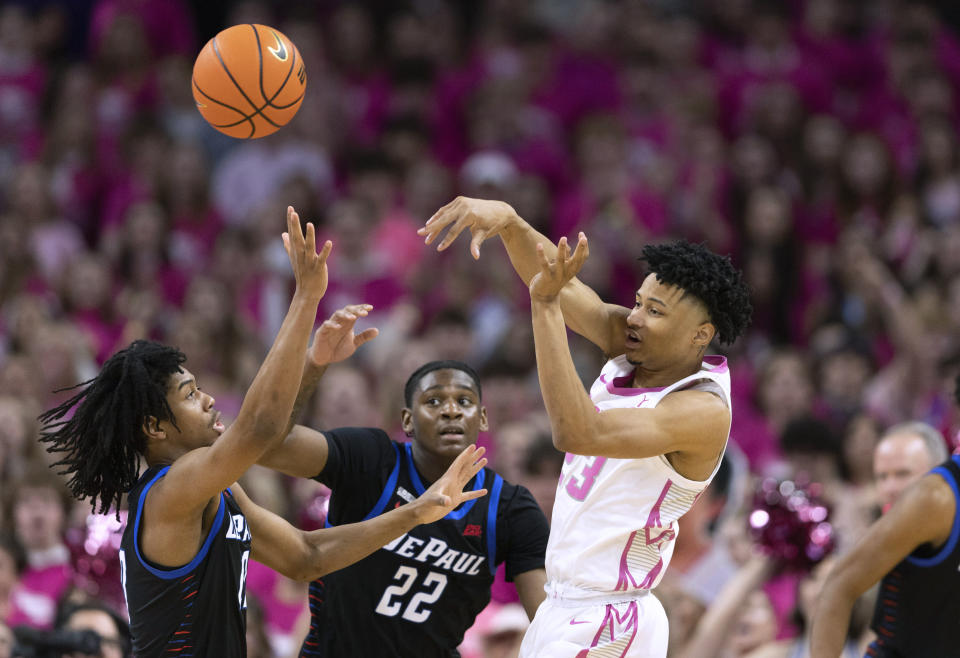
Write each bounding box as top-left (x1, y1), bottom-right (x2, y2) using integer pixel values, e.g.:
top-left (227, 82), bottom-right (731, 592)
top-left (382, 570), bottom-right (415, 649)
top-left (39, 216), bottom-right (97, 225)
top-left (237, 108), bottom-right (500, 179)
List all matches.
top-left (518, 592), bottom-right (668, 658)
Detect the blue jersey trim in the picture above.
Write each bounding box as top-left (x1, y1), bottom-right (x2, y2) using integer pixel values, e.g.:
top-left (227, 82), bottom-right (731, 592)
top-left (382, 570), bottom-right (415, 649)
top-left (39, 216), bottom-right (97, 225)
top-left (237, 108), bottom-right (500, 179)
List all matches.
top-left (485, 474), bottom-right (503, 575)
top-left (907, 460), bottom-right (960, 567)
top-left (403, 443), bottom-right (485, 520)
top-left (324, 442), bottom-right (402, 528)
top-left (132, 466), bottom-right (226, 579)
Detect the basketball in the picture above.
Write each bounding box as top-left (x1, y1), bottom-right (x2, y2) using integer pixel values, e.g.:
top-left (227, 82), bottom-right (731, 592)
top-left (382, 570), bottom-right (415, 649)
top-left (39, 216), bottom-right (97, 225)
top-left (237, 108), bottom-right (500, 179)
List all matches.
top-left (192, 24), bottom-right (306, 139)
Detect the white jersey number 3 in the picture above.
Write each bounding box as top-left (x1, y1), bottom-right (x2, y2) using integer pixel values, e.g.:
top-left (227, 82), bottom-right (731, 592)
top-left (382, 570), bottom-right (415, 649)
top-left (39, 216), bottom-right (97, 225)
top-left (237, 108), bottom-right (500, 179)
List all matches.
top-left (375, 565), bottom-right (448, 623)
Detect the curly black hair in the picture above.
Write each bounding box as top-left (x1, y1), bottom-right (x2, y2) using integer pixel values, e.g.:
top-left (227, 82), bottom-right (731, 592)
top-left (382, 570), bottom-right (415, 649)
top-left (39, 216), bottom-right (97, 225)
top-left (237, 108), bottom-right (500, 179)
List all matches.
top-left (38, 340), bottom-right (186, 515)
top-left (641, 241), bottom-right (752, 345)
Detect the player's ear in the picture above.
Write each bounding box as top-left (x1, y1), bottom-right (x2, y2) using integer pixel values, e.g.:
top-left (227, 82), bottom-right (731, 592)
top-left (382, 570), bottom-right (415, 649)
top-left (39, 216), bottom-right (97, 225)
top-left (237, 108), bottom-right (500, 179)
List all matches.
top-left (142, 416), bottom-right (165, 441)
top-left (478, 406), bottom-right (489, 433)
top-left (400, 408), bottom-right (414, 437)
top-left (693, 321), bottom-right (715, 348)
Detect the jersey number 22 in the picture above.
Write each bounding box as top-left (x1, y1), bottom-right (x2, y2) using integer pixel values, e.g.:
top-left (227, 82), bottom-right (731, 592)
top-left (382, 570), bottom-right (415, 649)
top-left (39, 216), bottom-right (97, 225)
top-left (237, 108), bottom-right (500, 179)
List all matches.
top-left (375, 565), bottom-right (447, 623)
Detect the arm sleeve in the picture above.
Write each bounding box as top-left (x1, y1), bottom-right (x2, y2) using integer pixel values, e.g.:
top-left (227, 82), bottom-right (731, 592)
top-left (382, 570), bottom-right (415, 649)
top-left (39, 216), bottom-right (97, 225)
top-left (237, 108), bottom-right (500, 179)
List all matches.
top-left (313, 427), bottom-right (394, 490)
top-left (498, 484), bottom-right (550, 581)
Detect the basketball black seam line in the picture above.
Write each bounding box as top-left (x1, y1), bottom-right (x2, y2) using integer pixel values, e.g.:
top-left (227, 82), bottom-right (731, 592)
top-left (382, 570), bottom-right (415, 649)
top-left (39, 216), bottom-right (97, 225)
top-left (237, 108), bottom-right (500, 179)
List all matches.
top-left (212, 35), bottom-right (281, 128)
top-left (192, 76), bottom-right (249, 118)
top-left (193, 74), bottom-right (256, 138)
top-left (250, 24), bottom-right (301, 110)
top-left (205, 91), bottom-right (305, 130)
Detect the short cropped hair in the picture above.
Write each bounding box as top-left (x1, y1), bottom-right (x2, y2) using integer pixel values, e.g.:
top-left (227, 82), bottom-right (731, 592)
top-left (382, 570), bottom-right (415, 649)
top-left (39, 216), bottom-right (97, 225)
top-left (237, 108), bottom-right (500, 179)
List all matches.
top-left (404, 360), bottom-right (482, 407)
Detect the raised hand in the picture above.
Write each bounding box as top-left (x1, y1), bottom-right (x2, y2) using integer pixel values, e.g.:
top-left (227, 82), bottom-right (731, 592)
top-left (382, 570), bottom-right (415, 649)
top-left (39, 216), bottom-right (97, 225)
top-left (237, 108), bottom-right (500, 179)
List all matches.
top-left (418, 197), bottom-right (519, 260)
top-left (282, 206), bottom-right (332, 300)
top-left (412, 445), bottom-right (488, 524)
top-left (529, 233), bottom-right (589, 302)
top-left (308, 304), bottom-right (380, 366)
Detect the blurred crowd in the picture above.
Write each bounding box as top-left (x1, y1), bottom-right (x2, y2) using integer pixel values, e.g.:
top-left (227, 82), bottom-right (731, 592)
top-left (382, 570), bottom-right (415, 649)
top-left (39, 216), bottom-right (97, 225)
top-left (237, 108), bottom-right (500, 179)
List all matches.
top-left (2, 0), bottom-right (960, 656)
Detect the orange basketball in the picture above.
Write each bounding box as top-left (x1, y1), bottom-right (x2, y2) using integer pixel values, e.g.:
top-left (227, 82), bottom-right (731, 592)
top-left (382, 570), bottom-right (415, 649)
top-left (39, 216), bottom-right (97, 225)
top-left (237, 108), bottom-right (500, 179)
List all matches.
top-left (192, 24), bottom-right (306, 139)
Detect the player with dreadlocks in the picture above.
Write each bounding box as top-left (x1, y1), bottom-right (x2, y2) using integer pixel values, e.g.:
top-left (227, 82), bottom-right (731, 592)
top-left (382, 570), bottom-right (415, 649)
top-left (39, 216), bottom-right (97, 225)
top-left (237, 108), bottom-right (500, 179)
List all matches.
top-left (420, 198), bottom-right (752, 658)
top-left (38, 207), bottom-right (488, 658)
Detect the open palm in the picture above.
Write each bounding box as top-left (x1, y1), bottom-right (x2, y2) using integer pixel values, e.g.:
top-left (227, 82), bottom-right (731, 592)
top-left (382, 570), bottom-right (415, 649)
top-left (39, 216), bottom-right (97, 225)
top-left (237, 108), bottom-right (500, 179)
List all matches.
top-left (308, 304), bottom-right (379, 366)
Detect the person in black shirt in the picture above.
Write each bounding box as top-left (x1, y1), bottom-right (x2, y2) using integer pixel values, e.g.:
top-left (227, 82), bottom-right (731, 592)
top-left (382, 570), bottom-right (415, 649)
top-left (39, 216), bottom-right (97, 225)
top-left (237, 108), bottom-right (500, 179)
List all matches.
top-left (38, 208), bottom-right (489, 658)
top-left (259, 359), bottom-right (550, 657)
top-left (812, 451), bottom-right (960, 657)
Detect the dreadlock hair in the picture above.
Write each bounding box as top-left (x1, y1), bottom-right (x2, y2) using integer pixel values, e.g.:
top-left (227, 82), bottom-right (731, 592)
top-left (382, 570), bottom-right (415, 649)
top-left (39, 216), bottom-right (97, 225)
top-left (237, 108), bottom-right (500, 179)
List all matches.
top-left (38, 340), bottom-right (186, 515)
top-left (641, 241), bottom-right (752, 345)
top-left (404, 360), bottom-right (482, 407)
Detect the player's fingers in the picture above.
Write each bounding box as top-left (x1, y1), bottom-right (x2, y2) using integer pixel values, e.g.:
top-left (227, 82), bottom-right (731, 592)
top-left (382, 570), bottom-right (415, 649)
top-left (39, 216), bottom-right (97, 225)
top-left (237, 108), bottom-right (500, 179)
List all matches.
top-left (282, 232), bottom-right (291, 256)
top-left (317, 239), bottom-right (333, 263)
top-left (535, 243), bottom-right (551, 271)
top-left (304, 222), bottom-right (317, 256)
top-left (558, 236), bottom-right (570, 263)
top-left (470, 230), bottom-right (487, 260)
top-left (287, 206), bottom-right (304, 246)
top-left (460, 488), bottom-right (489, 502)
top-left (421, 202), bottom-right (457, 242)
top-left (344, 303), bottom-right (373, 316)
top-left (569, 233), bottom-right (590, 272)
top-left (354, 327), bottom-right (379, 347)
top-left (436, 216), bottom-right (471, 252)
top-left (451, 444), bottom-right (483, 473)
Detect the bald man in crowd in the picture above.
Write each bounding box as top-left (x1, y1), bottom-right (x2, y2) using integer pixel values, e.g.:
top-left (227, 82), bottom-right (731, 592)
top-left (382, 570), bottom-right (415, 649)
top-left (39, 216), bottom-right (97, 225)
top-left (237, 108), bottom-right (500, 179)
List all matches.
top-left (872, 421), bottom-right (948, 512)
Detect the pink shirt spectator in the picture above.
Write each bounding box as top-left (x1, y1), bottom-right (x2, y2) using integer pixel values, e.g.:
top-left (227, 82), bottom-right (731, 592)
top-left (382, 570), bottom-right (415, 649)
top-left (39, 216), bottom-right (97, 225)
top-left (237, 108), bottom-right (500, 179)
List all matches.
top-left (6, 546), bottom-right (73, 629)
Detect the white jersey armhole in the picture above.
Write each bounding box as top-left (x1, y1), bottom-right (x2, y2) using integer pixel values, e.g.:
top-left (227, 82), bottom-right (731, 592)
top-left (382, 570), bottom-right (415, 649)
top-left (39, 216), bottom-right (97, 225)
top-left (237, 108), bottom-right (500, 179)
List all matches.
top-left (655, 376), bottom-right (732, 486)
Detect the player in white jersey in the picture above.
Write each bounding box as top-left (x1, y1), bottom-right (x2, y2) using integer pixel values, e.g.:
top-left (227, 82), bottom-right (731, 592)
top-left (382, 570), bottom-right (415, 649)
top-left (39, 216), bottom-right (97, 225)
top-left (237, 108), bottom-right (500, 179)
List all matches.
top-left (419, 198), bottom-right (752, 657)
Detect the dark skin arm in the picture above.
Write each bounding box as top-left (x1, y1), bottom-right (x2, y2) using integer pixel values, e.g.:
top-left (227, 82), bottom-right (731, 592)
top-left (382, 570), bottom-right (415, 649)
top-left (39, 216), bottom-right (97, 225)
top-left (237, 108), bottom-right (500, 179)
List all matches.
top-left (143, 208), bottom-right (332, 567)
top-left (810, 472), bottom-right (956, 657)
top-left (513, 569), bottom-right (547, 620)
top-left (258, 304), bottom-right (378, 477)
top-left (233, 445), bottom-right (488, 581)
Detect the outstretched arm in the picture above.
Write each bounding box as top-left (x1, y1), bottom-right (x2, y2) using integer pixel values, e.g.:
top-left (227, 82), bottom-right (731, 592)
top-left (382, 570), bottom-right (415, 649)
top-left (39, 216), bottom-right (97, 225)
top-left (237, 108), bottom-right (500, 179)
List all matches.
top-left (420, 197), bottom-right (629, 356)
top-left (258, 304), bottom-right (379, 478)
top-left (810, 473), bottom-right (956, 657)
top-left (234, 445), bottom-right (488, 581)
top-left (159, 208), bottom-right (331, 512)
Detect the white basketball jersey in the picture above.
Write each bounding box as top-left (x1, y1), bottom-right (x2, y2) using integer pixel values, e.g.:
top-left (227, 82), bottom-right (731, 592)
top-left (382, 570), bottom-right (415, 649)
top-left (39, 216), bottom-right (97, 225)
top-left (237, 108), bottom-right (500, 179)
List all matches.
top-left (544, 355), bottom-right (732, 600)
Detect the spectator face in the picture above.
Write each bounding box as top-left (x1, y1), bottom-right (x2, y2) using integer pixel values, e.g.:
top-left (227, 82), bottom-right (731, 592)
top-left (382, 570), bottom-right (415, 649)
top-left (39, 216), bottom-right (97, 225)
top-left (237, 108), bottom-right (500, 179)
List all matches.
top-left (725, 590), bottom-right (777, 655)
top-left (402, 369), bottom-right (488, 462)
top-left (758, 353), bottom-right (813, 421)
top-left (13, 485), bottom-right (65, 551)
top-left (311, 366), bottom-right (380, 429)
top-left (0, 397), bottom-right (28, 471)
top-left (63, 608), bottom-right (125, 658)
top-left (873, 432), bottom-right (938, 509)
top-left (842, 134), bottom-right (890, 198)
top-left (803, 115), bottom-right (845, 170)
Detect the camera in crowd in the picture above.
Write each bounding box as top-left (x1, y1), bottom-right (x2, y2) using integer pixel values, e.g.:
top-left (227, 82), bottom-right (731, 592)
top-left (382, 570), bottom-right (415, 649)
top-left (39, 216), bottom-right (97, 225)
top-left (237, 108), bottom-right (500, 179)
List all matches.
top-left (12, 627), bottom-right (105, 658)
top-left (8, 601), bottom-right (131, 658)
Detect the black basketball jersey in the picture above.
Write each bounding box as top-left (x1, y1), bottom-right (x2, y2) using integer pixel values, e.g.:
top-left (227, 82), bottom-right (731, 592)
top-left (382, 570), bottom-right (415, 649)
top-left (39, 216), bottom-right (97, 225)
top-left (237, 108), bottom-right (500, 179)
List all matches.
top-left (867, 454), bottom-right (960, 658)
top-left (300, 427), bottom-right (549, 657)
top-left (120, 464), bottom-right (251, 658)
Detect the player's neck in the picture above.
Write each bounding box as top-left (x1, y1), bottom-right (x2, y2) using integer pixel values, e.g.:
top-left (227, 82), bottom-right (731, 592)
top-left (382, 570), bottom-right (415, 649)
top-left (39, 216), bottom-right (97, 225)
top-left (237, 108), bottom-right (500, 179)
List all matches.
top-left (631, 358), bottom-right (702, 388)
top-left (409, 444), bottom-right (453, 484)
